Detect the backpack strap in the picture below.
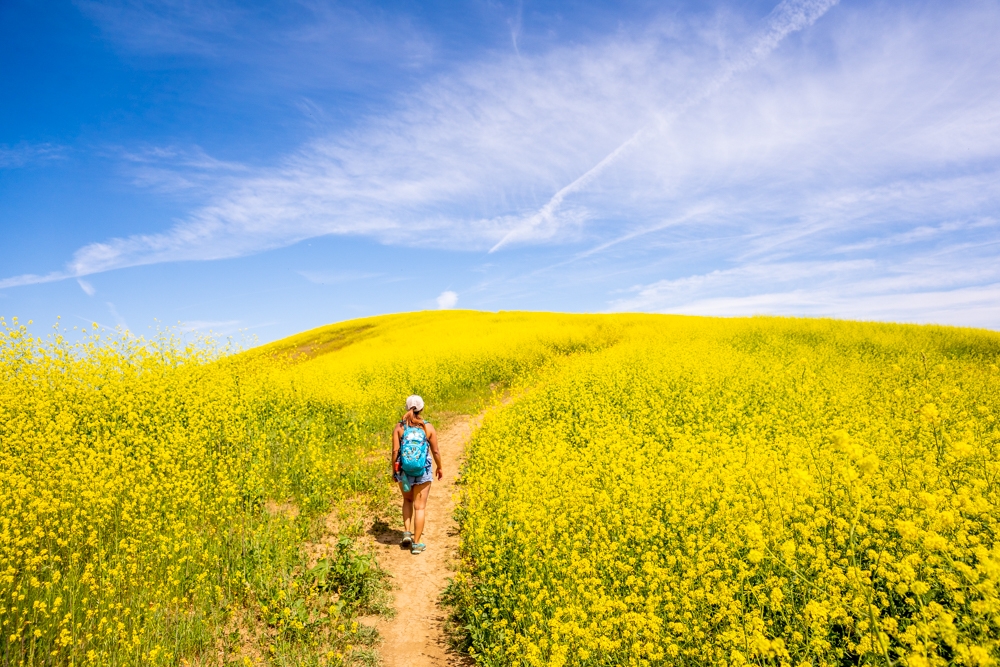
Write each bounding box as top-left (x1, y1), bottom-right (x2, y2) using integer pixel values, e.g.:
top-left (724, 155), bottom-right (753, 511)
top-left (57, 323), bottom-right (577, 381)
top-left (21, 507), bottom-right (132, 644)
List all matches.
top-left (401, 415), bottom-right (428, 433)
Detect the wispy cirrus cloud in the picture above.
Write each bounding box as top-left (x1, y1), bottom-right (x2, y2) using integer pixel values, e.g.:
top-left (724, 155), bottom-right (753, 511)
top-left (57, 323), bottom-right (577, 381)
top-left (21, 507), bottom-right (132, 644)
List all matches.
top-left (119, 145), bottom-right (250, 196)
top-left (0, 271), bottom-right (69, 290)
top-left (609, 240), bottom-right (1000, 329)
top-left (105, 302), bottom-right (130, 330)
top-left (297, 270), bottom-right (382, 285)
top-left (0, 142), bottom-right (66, 169)
top-left (489, 0), bottom-right (840, 251)
top-left (8, 0), bottom-right (844, 278)
top-left (75, 0), bottom-right (435, 81)
top-left (77, 279), bottom-right (96, 296)
top-left (613, 280), bottom-right (1000, 330)
top-left (177, 319), bottom-right (241, 333)
top-left (6, 0), bottom-right (1000, 330)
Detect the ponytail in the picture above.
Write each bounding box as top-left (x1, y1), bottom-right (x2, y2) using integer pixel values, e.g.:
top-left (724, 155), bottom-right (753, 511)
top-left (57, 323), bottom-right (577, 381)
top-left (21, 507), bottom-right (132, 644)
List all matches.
top-left (402, 407), bottom-right (426, 429)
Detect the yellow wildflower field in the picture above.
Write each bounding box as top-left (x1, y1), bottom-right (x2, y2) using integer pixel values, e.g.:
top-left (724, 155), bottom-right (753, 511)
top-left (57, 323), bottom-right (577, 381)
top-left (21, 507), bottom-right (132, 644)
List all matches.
top-left (0, 312), bottom-right (615, 665)
top-left (454, 316), bottom-right (1000, 667)
top-left (3, 311), bottom-right (998, 666)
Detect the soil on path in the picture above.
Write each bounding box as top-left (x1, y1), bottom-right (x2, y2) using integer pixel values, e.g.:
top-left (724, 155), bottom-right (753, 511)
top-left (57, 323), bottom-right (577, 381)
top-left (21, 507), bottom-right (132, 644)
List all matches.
top-left (366, 414), bottom-right (479, 667)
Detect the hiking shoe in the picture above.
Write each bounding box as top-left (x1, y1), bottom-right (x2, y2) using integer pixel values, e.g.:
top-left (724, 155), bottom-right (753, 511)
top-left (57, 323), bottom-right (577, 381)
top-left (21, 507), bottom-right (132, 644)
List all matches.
top-left (410, 542), bottom-right (426, 555)
top-left (401, 531), bottom-right (413, 548)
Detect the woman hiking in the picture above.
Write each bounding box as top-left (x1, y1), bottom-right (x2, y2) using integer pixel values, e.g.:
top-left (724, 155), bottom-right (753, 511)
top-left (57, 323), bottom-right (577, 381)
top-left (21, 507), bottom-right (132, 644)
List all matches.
top-left (392, 395), bottom-right (443, 554)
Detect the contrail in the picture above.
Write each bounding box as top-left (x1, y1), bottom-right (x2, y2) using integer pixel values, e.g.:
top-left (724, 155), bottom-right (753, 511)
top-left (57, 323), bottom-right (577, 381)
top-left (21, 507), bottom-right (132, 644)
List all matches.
top-left (489, 0), bottom-right (840, 253)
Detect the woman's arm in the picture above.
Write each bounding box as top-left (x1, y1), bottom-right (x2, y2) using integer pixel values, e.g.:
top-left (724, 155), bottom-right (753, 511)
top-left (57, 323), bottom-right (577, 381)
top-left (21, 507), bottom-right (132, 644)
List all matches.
top-left (391, 425), bottom-right (402, 475)
top-left (427, 424), bottom-right (444, 480)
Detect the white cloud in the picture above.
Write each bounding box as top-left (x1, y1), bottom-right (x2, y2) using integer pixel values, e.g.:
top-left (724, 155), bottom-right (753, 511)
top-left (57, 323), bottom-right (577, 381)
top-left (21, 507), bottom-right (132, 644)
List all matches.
top-left (297, 270), bottom-right (383, 285)
top-left (118, 145), bottom-right (249, 196)
top-left (177, 319), bottom-right (242, 334)
top-left (77, 0), bottom-right (434, 80)
top-left (490, 0), bottom-right (840, 251)
top-left (3, 1), bottom-right (1000, 330)
top-left (608, 246), bottom-right (1000, 329)
top-left (0, 143), bottom-right (66, 169)
top-left (0, 271), bottom-right (68, 290)
top-left (77, 279), bottom-right (96, 296)
top-left (436, 291), bottom-right (458, 309)
top-left (6, 0), bottom-right (855, 284)
top-left (623, 283), bottom-right (1000, 330)
top-left (105, 302), bottom-right (130, 331)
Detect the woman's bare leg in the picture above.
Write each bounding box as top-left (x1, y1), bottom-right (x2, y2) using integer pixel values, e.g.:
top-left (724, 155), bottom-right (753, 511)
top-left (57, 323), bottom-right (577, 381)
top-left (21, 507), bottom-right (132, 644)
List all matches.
top-left (399, 482), bottom-right (415, 533)
top-left (411, 482), bottom-right (432, 544)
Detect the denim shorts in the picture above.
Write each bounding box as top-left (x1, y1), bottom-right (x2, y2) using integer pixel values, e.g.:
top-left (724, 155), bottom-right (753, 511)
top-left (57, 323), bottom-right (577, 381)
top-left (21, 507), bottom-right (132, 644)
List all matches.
top-left (395, 466), bottom-right (433, 486)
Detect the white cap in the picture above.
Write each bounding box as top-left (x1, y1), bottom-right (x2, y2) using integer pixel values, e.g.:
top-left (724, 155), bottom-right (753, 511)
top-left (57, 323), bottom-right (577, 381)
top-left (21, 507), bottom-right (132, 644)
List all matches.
top-left (406, 395), bottom-right (425, 412)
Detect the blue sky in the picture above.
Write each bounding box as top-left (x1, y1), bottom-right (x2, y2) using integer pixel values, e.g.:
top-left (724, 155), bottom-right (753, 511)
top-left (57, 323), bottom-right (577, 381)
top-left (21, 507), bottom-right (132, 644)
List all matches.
top-left (2, 0), bottom-right (999, 342)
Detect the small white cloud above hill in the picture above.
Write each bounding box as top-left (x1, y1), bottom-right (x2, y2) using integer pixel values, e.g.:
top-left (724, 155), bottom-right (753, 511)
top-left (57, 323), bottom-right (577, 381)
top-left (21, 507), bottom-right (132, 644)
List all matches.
top-left (436, 291), bottom-right (458, 309)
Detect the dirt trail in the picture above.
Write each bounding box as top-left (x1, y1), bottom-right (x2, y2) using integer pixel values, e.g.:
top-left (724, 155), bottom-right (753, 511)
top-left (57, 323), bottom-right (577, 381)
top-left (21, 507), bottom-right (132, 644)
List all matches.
top-left (366, 415), bottom-right (478, 667)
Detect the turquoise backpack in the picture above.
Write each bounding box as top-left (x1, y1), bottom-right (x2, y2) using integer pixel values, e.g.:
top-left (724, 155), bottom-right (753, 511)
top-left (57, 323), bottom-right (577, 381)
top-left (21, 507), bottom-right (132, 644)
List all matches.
top-left (399, 422), bottom-right (429, 475)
